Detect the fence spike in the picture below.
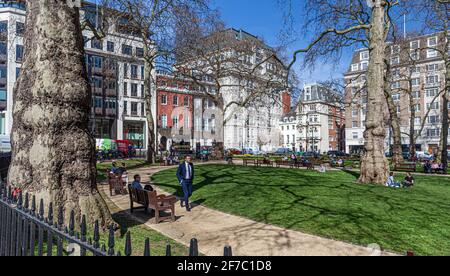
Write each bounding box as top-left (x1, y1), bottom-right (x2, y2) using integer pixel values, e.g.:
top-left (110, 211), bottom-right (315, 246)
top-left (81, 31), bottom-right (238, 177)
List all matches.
top-left (101, 244), bottom-right (106, 253)
top-left (166, 244), bottom-right (172, 256)
top-left (125, 232), bottom-right (132, 256)
top-left (144, 238), bottom-right (150, 256)
top-left (30, 195), bottom-right (36, 217)
top-left (57, 207), bottom-right (64, 229)
top-left (189, 238), bottom-right (199, 256)
top-left (224, 246), bottom-right (233, 256)
top-left (17, 191), bottom-right (23, 209)
top-left (117, 251), bottom-right (122, 257)
top-left (81, 215), bottom-right (87, 238)
top-left (69, 210), bottom-right (75, 236)
top-left (24, 193), bottom-right (29, 211)
top-left (48, 202), bottom-right (54, 226)
top-left (108, 224), bottom-right (115, 256)
top-left (7, 186), bottom-right (12, 202)
top-left (93, 220), bottom-right (100, 249)
top-left (39, 199), bottom-right (44, 221)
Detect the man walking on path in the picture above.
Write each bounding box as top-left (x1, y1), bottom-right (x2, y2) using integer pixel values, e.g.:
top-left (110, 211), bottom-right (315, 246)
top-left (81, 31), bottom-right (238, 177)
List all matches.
top-left (177, 155), bottom-right (195, 212)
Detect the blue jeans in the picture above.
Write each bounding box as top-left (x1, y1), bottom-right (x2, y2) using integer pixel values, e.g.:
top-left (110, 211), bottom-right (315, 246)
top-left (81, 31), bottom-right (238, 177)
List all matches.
top-left (181, 180), bottom-right (193, 207)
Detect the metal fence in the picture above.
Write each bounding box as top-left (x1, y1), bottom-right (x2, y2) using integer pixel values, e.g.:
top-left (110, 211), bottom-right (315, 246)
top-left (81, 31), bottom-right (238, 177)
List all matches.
top-left (0, 183), bottom-right (233, 256)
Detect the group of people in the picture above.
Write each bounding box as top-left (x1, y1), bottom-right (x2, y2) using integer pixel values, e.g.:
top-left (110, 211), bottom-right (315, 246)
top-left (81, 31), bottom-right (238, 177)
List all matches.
top-left (423, 161), bottom-right (446, 174)
top-left (386, 172), bottom-right (415, 188)
top-left (114, 155), bottom-right (196, 213)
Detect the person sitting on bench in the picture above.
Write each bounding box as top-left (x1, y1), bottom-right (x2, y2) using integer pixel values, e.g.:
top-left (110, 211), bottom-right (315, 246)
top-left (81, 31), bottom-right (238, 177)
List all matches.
top-left (131, 174), bottom-right (153, 192)
top-left (386, 172), bottom-right (401, 188)
top-left (402, 173), bottom-right (415, 188)
top-left (423, 161), bottom-right (432, 174)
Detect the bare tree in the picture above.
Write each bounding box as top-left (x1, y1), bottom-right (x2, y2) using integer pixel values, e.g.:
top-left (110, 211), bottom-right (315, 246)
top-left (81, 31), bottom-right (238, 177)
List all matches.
top-left (174, 24), bottom-right (289, 149)
top-left (106, 0), bottom-right (210, 163)
top-left (8, 1), bottom-right (111, 225)
top-left (280, 0), bottom-right (403, 184)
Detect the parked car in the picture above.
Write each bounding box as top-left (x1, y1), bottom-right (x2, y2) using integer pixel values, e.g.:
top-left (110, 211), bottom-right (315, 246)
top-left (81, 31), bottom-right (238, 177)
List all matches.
top-left (227, 148), bottom-right (242, 155)
top-left (242, 148), bottom-right (255, 155)
top-left (416, 151), bottom-right (434, 161)
top-left (303, 151), bottom-right (320, 158)
top-left (274, 148), bottom-right (293, 156)
top-left (327, 150), bottom-right (348, 157)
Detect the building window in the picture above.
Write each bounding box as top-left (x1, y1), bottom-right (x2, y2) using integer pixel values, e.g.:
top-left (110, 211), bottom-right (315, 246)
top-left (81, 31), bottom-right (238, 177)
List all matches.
top-left (426, 75), bottom-right (439, 85)
top-left (16, 45), bottom-right (23, 62)
top-left (141, 66), bottom-right (144, 80)
top-left (141, 84), bottom-right (144, 98)
top-left (410, 49), bottom-right (420, 61)
top-left (352, 132), bottom-right (358, 139)
top-left (360, 61), bottom-right (368, 70)
top-left (427, 102), bottom-right (439, 110)
top-left (428, 115), bottom-right (440, 124)
top-left (131, 83), bottom-right (138, 97)
top-left (107, 41), bottom-right (114, 52)
top-left (172, 116), bottom-right (179, 129)
top-left (391, 81), bottom-right (400, 89)
top-left (184, 96), bottom-right (189, 107)
top-left (426, 128), bottom-right (440, 138)
top-left (0, 42), bottom-right (6, 55)
top-left (173, 96), bottom-right (178, 106)
top-left (136, 47), bottom-right (144, 57)
top-left (122, 44), bottom-right (132, 56)
top-left (131, 102), bottom-right (138, 116)
top-left (426, 88), bottom-right (438, 97)
top-left (123, 82), bottom-right (128, 96)
top-left (131, 65), bottom-right (138, 79)
top-left (161, 95), bottom-right (167, 105)
top-left (16, 22), bottom-right (24, 36)
top-left (91, 38), bottom-right (103, 50)
top-left (123, 101), bottom-right (127, 115)
top-left (390, 56), bottom-right (400, 65)
top-left (427, 64), bottom-right (439, 71)
top-left (92, 55), bottom-right (102, 68)
top-left (360, 51), bottom-right (369, 60)
top-left (161, 115), bottom-right (168, 128)
top-left (352, 121), bottom-right (358, 128)
top-left (123, 63), bottom-right (128, 78)
top-left (351, 64), bottom-right (359, 72)
top-left (141, 103), bottom-right (145, 116)
top-left (428, 36), bottom-right (438, 47)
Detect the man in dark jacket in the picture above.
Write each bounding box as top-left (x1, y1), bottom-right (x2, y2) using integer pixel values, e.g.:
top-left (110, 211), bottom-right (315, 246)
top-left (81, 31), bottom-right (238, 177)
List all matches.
top-left (176, 155), bottom-right (195, 212)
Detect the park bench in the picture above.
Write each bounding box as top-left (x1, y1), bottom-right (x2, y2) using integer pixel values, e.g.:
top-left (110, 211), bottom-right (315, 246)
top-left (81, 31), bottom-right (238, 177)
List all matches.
top-left (275, 160), bottom-right (290, 168)
top-left (108, 172), bottom-right (126, 196)
top-left (128, 186), bottom-right (177, 224)
top-left (256, 159), bottom-right (275, 167)
top-left (394, 162), bottom-right (417, 172)
top-left (243, 159), bottom-right (256, 166)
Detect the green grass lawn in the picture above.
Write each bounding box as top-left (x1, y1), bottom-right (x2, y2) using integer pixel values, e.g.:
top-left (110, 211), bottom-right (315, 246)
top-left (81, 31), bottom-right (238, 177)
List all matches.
top-left (151, 164), bottom-right (450, 256)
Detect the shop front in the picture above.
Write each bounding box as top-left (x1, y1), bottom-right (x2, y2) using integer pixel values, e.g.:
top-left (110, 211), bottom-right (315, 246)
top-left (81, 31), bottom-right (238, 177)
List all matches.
top-left (124, 121), bottom-right (146, 150)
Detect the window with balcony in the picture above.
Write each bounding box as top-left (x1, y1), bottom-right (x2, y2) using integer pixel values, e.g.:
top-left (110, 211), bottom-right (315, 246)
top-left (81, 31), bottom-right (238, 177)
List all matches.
top-left (131, 102), bottom-right (138, 116)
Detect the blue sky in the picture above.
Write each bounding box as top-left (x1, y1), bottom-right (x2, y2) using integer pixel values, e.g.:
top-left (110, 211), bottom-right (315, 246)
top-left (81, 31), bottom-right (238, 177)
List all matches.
top-left (212, 0), bottom-right (351, 87)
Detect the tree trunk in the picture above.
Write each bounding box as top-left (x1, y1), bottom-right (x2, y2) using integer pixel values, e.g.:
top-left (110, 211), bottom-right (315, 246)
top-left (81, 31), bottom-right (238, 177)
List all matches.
top-left (143, 44), bottom-right (156, 164)
top-left (409, 92), bottom-right (416, 158)
top-left (359, 0), bottom-right (390, 184)
top-left (437, 56), bottom-right (450, 168)
top-left (8, 1), bottom-right (111, 226)
top-left (384, 82), bottom-right (403, 165)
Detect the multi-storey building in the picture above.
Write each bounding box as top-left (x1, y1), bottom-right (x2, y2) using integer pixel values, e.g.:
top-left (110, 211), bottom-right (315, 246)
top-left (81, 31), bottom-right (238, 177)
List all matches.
top-left (0, 1), bottom-right (155, 151)
top-left (176, 28), bottom-right (287, 152)
top-left (155, 70), bottom-right (223, 152)
top-left (279, 84), bottom-right (345, 153)
top-left (344, 32), bottom-right (447, 155)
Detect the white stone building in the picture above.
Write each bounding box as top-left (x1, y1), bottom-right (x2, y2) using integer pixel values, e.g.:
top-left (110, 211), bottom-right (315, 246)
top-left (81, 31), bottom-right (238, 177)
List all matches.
top-left (0, 2), bottom-right (156, 152)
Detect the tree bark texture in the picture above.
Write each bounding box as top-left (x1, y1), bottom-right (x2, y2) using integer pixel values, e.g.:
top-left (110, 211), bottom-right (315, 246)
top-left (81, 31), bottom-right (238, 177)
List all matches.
top-left (8, 0), bottom-right (112, 226)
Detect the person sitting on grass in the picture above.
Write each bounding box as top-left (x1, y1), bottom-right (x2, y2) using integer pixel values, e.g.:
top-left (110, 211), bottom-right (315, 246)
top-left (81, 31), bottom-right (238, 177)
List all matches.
top-left (431, 161), bottom-right (440, 173)
top-left (402, 173), bottom-right (415, 188)
top-left (337, 159), bottom-right (344, 167)
top-left (386, 172), bottom-right (401, 188)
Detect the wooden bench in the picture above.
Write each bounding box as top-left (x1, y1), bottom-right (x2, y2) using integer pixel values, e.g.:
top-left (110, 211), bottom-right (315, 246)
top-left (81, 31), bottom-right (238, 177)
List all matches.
top-left (394, 162), bottom-right (417, 172)
top-left (243, 159), bottom-right (256, 166)
top-left (108, 172), bottom-right (126, 196)
top-left (275, 160), bottom-right (289, 168)
top-left (128, 187), bottom-right (177, 224)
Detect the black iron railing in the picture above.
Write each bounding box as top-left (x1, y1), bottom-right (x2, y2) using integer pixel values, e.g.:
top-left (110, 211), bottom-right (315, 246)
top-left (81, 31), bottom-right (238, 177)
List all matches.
top-left (0, 183), bottom-right (233, 256)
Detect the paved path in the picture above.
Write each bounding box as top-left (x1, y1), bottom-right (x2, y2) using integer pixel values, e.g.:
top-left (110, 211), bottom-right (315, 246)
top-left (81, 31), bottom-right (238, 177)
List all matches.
top-left (100, 164), bottom-right (396, 256)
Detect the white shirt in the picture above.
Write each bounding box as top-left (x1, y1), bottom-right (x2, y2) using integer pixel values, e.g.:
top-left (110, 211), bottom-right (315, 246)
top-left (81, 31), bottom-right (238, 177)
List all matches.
top-left (185, 162), bottom-right (191, 179)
